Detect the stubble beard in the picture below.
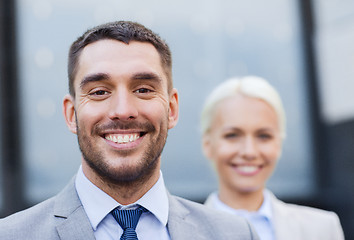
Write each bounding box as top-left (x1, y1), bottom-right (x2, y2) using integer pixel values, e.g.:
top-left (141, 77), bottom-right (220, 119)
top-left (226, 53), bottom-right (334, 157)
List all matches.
top-left (76, 118), bottom-right (168, 188)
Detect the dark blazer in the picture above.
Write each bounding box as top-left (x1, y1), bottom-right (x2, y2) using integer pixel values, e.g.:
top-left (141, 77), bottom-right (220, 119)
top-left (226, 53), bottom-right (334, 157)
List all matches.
top-left (0, 178), bottom-right (259, 240)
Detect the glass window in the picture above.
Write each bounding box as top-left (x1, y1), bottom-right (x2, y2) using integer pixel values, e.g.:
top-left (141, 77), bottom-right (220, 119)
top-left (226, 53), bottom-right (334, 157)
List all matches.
top-left (0, 96), bottom-right (2, 209)
top-left (17, 0), bottom-right (314, 203)
top-left (0, 19), bottom-right (3, 212)
top-left (313, 0), bottom-right (354, 124)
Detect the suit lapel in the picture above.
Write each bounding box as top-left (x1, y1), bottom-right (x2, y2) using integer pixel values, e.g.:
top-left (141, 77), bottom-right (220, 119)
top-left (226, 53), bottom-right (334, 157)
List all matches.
top-left (270, 192), bottom-right (300, 240)
top-left (167, 194), bottom-right (207, 240)
top-left (53, 178), bottom-right (96, 240)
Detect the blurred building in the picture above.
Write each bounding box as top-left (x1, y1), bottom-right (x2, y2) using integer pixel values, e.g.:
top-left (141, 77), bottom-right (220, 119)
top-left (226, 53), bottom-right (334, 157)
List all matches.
top-left (1, 0), bottom-right (353, 238)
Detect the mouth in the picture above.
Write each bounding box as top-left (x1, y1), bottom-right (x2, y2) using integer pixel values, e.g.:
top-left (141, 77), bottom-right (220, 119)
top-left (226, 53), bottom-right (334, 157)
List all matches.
top-left (104, 132), bottom-right (146, 144)
top-left (231, 164), bottom-right (262, 176)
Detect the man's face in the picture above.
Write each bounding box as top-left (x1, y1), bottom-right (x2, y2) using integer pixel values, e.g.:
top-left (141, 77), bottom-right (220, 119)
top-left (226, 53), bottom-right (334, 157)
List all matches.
top-left (63, 39), bottom-right (178, 186)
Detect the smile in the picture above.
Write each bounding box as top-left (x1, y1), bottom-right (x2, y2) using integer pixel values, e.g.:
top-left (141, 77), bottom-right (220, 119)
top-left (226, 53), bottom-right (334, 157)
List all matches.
top-left (232, 164), bottom-right (262, 176)
top-left (237, 165), bottom-right (259, 174)
top-left (105, 133), bottom-right (140, 144)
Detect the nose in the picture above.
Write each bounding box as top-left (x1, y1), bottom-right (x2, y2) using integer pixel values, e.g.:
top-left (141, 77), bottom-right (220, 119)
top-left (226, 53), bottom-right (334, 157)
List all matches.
top-left (107, 88), bottom-right (138, 121)
top-left (240, 136), bottom-right (257, 161)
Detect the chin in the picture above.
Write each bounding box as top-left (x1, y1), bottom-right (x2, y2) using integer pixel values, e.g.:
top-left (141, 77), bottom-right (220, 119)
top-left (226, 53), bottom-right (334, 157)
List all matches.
top-left (236, 185), bottom-right (264, 194)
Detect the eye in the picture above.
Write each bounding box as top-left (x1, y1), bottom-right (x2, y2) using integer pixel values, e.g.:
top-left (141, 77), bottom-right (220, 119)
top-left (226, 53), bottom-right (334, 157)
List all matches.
top-left (87, 89), bottom-right (110, 100)
top-left (135, 88), bottom-right (153, 94)
top-left (258, 133), bottom-right (273, 140)
top-left (224, 132), bottom-right (239, 139)
top-left (91, 90), bottom-right (109, 96)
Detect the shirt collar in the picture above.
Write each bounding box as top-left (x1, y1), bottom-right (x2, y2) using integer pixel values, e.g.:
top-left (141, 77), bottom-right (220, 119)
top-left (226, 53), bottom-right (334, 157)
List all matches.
top-left (259, 189), bottom-right (273, 221)
top-left (210, 189), bottom-right (273, 221)
top-left (75, 166), bottom-right (169, 230)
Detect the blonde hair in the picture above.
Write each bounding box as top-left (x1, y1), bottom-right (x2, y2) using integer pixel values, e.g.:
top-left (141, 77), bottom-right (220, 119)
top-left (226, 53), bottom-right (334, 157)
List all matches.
top-left (201, 76), bottom-right (286, 138)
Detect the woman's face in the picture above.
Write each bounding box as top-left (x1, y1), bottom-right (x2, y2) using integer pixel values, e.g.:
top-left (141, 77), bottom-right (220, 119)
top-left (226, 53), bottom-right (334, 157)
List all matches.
top-left (203, 94), bottom-right (282, 194)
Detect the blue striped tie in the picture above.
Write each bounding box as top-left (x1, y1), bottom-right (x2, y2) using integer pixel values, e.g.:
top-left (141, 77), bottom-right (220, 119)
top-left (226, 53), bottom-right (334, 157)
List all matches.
top-left (111, 206), bottom-right (145, 240)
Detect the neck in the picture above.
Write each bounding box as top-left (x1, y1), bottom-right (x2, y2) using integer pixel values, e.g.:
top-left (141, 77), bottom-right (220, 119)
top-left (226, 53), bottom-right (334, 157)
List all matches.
top-left (218, 185), bottom-right (265, 212)
top-left (82, 162), bottom-right (160, 205)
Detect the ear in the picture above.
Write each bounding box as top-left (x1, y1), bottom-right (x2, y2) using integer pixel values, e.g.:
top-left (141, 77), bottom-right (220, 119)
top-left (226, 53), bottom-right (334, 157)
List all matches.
top-left (168, 88), bottom-right (179, 129)
top-left (63, 94), bottom-right (77, 134)
top-left (202, 134), bottom-right (213, 160)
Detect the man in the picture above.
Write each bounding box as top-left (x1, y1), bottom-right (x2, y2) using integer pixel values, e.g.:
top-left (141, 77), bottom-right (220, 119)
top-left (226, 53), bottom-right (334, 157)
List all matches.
top-left (0, 21), bottom-right (258, 240)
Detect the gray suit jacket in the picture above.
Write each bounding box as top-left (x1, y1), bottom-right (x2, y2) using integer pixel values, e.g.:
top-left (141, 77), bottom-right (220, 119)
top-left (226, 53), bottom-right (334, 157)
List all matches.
top-left (0, 179), bottom-right (259, 239)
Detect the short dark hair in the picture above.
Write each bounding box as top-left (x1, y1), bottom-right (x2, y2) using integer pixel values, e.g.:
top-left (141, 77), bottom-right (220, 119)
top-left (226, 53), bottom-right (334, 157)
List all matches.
top-left (68, 21), bottom-right (172, 97)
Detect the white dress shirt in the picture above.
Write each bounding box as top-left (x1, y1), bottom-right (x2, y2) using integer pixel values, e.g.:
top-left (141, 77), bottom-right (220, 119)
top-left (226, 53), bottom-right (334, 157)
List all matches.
top-left (75, 166), bottom-right (170, 240)
top-left (206, 190), bottom-right (275, 240)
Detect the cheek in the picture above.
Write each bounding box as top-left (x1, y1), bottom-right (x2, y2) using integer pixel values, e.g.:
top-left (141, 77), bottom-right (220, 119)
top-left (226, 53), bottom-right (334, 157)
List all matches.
top-left (77, 98), bottom-right (110, 115)
top-left (141, 101), bottom-right (168, 120)
top-left (262, 142), bottom-right (282, 164)
top-left (211, 142), bottom-right (237, 164)
top-left (78, 110), bottom-right (101, 122)
top-left (76, 104), bottom-right (105, 127)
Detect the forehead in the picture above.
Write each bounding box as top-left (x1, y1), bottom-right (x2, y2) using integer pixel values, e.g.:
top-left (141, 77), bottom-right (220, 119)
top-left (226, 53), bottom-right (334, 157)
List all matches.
top-left (74, 39), bottom-right (167, 88)
top-left (213, 94), bottom-right (279, 128)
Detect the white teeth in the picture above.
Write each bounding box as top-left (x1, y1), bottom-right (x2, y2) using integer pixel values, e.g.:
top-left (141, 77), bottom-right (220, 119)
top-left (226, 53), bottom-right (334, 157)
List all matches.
top-left (237, 165), bottom-right (258, 173)
top-left (105, 133), bottom-right (140, 144)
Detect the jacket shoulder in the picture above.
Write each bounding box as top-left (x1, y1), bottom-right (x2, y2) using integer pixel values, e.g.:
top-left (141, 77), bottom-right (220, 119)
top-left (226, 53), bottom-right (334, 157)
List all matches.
top-left (0, 196), bottom-right (59, 239)
top-left (273, 197), bottom-right (344, 239)
top-left (276, 199), bottom-right (340, 223)
top-left (170, 195), bottom-right (259, 240)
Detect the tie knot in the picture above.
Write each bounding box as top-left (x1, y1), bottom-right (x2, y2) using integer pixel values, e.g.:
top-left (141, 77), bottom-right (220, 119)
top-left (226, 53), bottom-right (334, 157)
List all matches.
top-left (111, 206), bottom-right (145, 230)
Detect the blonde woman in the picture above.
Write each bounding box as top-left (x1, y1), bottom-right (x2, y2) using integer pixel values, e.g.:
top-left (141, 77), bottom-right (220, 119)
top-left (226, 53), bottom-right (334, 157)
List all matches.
top-left (201, 76), bottom-right (344, 240)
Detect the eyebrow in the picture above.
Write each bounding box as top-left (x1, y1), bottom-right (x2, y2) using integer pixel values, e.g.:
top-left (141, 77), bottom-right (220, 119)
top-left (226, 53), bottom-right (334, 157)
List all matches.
top-left (257, 128), bottom-right (276, 133)
top-left (223, 127), bottom-right (275, 132)
top-left (79, 71), bottom-right (164, 90)
top-left (132, 72), bottom-right (163, 83)
top-left (80, 73), bottom-right (110, 90)
top-left (223, 127), bottom-right (242, 132)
